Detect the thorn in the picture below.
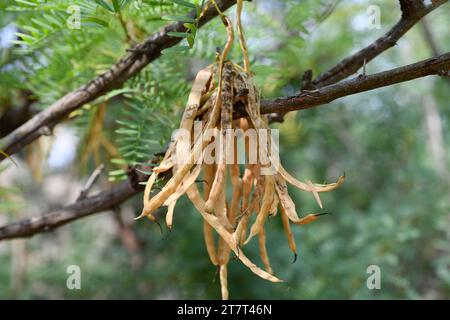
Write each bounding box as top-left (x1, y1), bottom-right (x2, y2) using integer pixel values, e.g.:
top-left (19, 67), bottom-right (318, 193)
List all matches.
top-left (315, 212), bottom-right (332, 217)
top-left (195, 179), bottom-right (209, 188)
top-left (162, 227), bottom-right (171, 240)
top-left (231, 245), bottom-right (241, 259)
top-left (0, 149), bottom-right (18, 167)
top-left (135, 167), bottom-right (154, 175)
top-left (39, 126), bottom-right (52, 136)
top-left (363, 58), bottom-right (367, 76)
top-left (238, 204), bottom-right (252, 219)
top-left (154, 219), bottom-right (164, 237)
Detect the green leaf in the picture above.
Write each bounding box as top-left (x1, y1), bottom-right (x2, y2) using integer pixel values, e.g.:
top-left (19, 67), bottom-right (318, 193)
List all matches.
top-left (116, 120), bottom-right (139, 128)
top-left (31, 18), bottom-right (54, 31)
top-left (84, 16), bottom-right (110, 28)
top-left (141, 138), bottom-right (158, 145)
top-left (103, 88), bottom-right (136, 101)
top-left (10, 40), bottom-right (27, 47)
top-left (109, 169), bottom-right (126, 176)
top-left (23, 25), bottom-right (42, 36)
top-left (171, 0), bottom-right (196, 9)
top-left (129, 102), bottom-right (146, 113)
top-left (116, 128), bottom-right (139, 135)
top-left (43, 14), bottom-right (63, 28)
top-left (119, 145), bottom-right (136, 152)
top-left (187, 35), bottom-right (195, 48)
top-left (15, 32), bottom-right (35, 44)
top-left (162, 15), bottom-right (196, 23)
top-left (93, 0), bottom-right (114, 12)
top-left (117, 136), bottom-right (140, 143)
top-left (119, 0), bottom-right (133, 9)
top-left (14, 0), bottom-right (37, 6)
top-left (195, 3), bottom-right (201, 18)
top-left (112, 0), bottom-right (120, 12)
top-left (183, 23), bottom-right (196, 36)
top-left (111, 158), bottom-right (127, 165)
top-left (136, 168), bottom-right (153, 175)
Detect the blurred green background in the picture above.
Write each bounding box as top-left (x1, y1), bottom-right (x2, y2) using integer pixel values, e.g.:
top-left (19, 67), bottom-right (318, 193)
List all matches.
top-left (0, 0), bottom-right (449, 299)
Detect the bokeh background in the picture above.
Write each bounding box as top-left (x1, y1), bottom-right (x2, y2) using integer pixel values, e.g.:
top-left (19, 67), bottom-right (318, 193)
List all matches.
top-left (0, 0), bottom-right (449, 299)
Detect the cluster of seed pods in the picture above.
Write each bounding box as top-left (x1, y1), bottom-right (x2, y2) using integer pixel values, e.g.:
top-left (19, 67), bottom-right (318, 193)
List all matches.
top-left (138, 2), bottom-right (344, 299)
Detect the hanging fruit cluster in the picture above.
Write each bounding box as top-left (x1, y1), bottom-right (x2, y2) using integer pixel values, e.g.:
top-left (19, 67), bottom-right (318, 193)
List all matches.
top-left (138, 0), bottom-right (344, 299)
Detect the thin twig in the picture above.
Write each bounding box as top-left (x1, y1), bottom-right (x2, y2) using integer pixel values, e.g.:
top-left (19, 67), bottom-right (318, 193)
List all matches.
top-left (312, 0), bottom-right (448, 87)
top-left (77, 164), bottom-right (105, 201)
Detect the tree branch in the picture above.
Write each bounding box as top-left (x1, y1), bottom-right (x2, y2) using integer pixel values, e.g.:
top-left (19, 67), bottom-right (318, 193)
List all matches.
top-left (0, 0), bottom-right (237, 161)
top-left (312, 0), bottom-right (448, 88)
top-left (0, 165), bottom-right (153, 241)
top-left (0, 180), bottom-right (138, 240)
top-left (421, 17), bottom-right (441, 57)
top-left (257, 52), bottom-right (450, 115)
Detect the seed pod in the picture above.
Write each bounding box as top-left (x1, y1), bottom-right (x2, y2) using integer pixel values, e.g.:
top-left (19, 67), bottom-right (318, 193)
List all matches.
top-left (244, 176), bottom-right (274, 244)
top-left (219, 264), bottom-right (229, 300)
top-left (205, 62), bottom-right (234, 213)
top-left (280, 205), bottom-right (298, 259)
top-left (258, 226), bottom-right (273, 274)
top-left (203, 164), bottom-right (218, 266)
top-left (165, 200), bottom-right (176, 230)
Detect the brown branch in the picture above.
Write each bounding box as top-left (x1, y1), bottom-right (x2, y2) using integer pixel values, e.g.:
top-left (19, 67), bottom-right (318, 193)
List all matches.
top-left (0, 0), bottom-right (237, 162)
top-left (421, 17), bottom-right (441, 57)
top-left (399, 0), bottom-right (426, 18)
top-left (0, 166), bottom-right (151, 240)
top-left (77, 164), bottom-right (105, 201)
top-left (0, 180), bottom-right (138, 240)
top-left (257, 52), bottom-right (450, 115)
top-left (312, 0), bottom-right (448, 88)
top-left (420, 17), bottom-right (450, 86)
